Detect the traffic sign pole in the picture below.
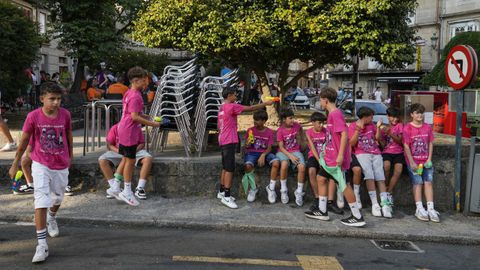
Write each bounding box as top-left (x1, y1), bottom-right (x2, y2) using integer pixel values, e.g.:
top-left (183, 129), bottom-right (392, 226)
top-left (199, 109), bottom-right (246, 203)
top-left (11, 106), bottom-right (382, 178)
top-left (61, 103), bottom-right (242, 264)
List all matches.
top-left (454, 89), bottom-right (463, 211)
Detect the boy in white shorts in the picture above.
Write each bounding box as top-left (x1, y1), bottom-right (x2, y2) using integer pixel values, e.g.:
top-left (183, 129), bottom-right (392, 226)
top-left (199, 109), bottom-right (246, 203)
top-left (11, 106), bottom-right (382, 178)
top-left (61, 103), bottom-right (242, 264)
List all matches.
top-left (348, 107), bottom-right (392, 218)
top-left (99, 123), bottom-right (153, 200)
top-left (9, 82), bottom-right (73, 263)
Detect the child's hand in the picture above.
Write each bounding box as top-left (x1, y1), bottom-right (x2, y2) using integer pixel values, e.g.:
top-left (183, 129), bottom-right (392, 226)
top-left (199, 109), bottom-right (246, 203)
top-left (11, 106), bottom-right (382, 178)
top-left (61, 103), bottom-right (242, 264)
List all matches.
top-left (289, 154), bottom-right (300, 165)
top-left (356, 119), bottom-right (364, 129)
top-left (264, 100), bottom-right (274, 106)
top-left (376, 119), bottom-right (383, 128)
top-left (336, 155), bottom-right (344, 167)
top-left (8, 165), bottom-right (17, 180)
top-left (258, 154), bottom-right (266, 167)
top-left (410, 162), bottom-right (418, 171)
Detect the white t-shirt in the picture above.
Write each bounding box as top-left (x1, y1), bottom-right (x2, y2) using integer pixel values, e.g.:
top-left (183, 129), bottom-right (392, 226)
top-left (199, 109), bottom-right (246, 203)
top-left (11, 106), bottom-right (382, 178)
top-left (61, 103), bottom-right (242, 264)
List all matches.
top-left (374, 90), bottom-right (383, 101)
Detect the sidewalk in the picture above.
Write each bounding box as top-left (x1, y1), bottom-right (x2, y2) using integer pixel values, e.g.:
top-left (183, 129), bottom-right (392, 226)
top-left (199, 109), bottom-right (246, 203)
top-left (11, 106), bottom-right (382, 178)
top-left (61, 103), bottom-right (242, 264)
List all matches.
top-left (1, 190), bottom-right (479, 245)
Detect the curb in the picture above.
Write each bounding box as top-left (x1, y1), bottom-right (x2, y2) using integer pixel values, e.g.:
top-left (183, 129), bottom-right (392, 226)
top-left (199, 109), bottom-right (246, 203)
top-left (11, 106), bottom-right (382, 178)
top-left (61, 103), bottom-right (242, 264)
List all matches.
top-left (1, 215), bottom-right (479, 246)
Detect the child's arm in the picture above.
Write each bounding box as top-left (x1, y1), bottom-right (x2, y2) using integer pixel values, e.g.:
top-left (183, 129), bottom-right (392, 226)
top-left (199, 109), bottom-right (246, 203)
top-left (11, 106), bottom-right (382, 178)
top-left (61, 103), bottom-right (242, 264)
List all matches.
top-left (242, 100), bottom-right (274, 112)
top-left (388, 127), bottom-right (403, 144)
top-left (107, 142), bottom-right (119, 153)
top-left (349, 122), bottom-right (362, 147)
top-left (136, 143), bottom-right (145, 152)
top-left (257, 145), bottom-right (272, 167)
top-left (375, 122), bottom-right (382, 143)
top-left (9, 132), bottom-right (32, 178)
top-left (337, 130), bottom-right (348, 166)
top-left (278, 141), bottom-right (299, 163)
top-left (131, 112), bottom-right (161, 127)
top-left (427, 141), bottom-right (433, 164)
top-left (306, 133), bottom-right (320, 161)
top-left (403, 143), bottom-right (417, 170)
top-left (67, 128), bottom-right (73, 160)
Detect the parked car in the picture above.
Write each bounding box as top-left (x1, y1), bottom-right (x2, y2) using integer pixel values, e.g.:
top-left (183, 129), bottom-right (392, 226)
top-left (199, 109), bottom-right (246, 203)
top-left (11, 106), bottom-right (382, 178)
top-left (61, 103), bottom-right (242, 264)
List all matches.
top-left (288, 89), bottom-right (310, 109)
top-left (340, 99), bottom-right (389, 124)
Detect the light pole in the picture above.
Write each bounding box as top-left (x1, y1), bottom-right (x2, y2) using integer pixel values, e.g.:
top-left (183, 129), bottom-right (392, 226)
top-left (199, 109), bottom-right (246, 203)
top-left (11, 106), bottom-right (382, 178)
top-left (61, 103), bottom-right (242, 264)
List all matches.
top-left (352, 55), bottom-right (359, 117)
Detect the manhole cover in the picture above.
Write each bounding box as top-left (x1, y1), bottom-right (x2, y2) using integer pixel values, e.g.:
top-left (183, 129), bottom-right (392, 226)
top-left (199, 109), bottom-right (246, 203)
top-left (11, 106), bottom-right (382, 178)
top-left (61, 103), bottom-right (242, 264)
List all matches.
top-left (371, 240), bottom-right (424, 253)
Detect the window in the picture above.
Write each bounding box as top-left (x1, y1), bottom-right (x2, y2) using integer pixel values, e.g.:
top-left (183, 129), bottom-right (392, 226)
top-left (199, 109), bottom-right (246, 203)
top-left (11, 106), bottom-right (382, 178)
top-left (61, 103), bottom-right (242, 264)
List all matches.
top-left (406, 12), bottom-right (415, 26)
top-left (59, 57), bottom-right (67, 64)
top-left (450, 20), bottom-right (480, 38)
top-left (39, 12), bottom-right (47, 34)
top-left (21, 7), bottom-right (33, 20)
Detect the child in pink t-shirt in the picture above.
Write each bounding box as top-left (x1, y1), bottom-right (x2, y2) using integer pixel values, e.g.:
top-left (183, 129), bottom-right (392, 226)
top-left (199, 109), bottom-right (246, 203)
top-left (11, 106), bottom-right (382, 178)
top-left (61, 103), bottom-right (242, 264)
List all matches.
top-left (403, 103), bottom-right (439, 222)
top-left (349, 107), bottom-right (391, 218)
top-left (99, 124), bottom-right (153, 200)
top-left (217, 87), bottom-right (273, 209)
top-left (273, 108), bottom-right (306, 206)
top-left (242, 110), bottom-right (279, 203)
top-left (9, 82), bottom-right (73, 263)
top-left (378, 107), bottom-right (404, 204)
top-left (305, 87), bottom-right (365, 227)
top-left (112, 66), bottom-right (161, 207)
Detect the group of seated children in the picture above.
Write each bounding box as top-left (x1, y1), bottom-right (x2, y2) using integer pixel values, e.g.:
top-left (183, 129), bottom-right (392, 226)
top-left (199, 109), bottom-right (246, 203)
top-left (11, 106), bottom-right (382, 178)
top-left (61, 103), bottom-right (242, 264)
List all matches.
top-left (216, 86), bottom-right (439, 228)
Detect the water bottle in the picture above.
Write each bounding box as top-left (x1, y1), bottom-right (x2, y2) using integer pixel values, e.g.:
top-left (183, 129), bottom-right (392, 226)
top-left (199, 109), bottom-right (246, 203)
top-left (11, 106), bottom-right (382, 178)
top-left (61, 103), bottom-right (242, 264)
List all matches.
top-left (416, 164), bottom-right (424, 175)
top-left (11, 170), bottom-right (23, 192)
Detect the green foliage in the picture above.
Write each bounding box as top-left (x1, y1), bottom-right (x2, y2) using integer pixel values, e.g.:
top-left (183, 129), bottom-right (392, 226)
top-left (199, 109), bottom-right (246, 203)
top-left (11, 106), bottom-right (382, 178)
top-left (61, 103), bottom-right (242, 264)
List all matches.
top-left (0, 0), bottom-right (42, 101)
top-left (106, 49), bottom-right (169, 76)
top-left (423, 32), bottom-right (480, 88)
top-left (133, 0), bottom-right (416, 92)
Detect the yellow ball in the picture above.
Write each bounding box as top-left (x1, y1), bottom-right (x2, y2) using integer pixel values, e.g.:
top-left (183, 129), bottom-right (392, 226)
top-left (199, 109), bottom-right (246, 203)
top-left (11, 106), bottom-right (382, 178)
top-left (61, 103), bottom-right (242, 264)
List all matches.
top-left (154, 116), bottom-right (162, 122)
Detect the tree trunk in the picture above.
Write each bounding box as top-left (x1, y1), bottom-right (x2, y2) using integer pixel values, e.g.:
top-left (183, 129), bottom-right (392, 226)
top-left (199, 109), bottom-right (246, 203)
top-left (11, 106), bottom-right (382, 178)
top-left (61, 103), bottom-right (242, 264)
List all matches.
top-left (255, 70), bottom-right (279, 126)
top-left (71, 59), bottom-right (85, 93)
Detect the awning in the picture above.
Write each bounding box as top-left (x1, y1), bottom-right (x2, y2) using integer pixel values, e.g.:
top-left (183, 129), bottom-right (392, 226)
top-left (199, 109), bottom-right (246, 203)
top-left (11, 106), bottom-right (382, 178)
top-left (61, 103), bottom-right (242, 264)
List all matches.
top-left (376, 77), bottom-right (420, 83)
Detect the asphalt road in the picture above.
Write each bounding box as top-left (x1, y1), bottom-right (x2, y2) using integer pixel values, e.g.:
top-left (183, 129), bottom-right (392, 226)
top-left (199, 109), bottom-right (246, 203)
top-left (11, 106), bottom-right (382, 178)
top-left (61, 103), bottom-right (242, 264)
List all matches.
top-left (0, 221), bottom-right (478, 270)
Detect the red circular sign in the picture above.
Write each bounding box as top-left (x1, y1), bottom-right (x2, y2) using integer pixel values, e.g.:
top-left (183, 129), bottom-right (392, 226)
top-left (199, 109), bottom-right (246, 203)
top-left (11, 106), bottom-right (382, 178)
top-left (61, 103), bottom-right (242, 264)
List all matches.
top-left (445, 45), bottom-right (477, 90)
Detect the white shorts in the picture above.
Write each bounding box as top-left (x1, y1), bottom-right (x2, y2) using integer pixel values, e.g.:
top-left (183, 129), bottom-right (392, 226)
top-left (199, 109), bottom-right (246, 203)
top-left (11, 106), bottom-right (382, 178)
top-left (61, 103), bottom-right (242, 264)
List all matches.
top-left (356, 154), bottom-right (385, 181)
top-left (98, 150), bottom-right (152, 167)
top-left (32, 161), bottom-right (69, 209)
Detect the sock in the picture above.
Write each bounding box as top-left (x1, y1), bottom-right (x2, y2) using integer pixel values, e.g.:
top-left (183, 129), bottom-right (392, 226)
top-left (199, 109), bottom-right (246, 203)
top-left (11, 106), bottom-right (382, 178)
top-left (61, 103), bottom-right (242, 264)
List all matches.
top-left (280, 179), bottom-right (287, 191)
top-left (296, 182), bottom-right (304, 193)
top-left (124, 182), bottom-right (132, 194)
top-left (108, 178), bottom-right (115, 188)
top-left (48, 210), bottom-right (57, 218)
top-left (27, 182), bottom-right (33, 187)
top-left (327, 200), bottom-right (334, 206)
top-left (269, 180), bottom-right (276, 190)
top-left (37, 228), bottom-right (47, 246)
top-left (137, 179), bottom-right (147, 189)
top-left (349, 203), bottom-right (362, 219)
top-left (416, 201), bottom-right (424, 210)
top-left (368, 191), bottom-right (378, 205)
top-left (224, 188), bottom-right (231, 198)
top-left (380, 192), bottom-right (389, 203)
top-left (354, 184), bottom-right (360, 196)
top-left (319, 196), bottom-right (328, 213)
top-left (114, 173), bottom-right (123, 182)
top-left (220, 185), bottom-right (225, 193)
top-left (427, 201), bottom-right (434, 211)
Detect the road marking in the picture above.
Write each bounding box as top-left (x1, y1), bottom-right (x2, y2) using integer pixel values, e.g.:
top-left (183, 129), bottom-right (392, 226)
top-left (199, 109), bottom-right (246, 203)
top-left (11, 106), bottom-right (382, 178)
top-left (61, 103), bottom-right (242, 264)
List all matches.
top-left (297, 255), bottom-right (344, 270)
top-left (173, 255), bottom-right (344, 269)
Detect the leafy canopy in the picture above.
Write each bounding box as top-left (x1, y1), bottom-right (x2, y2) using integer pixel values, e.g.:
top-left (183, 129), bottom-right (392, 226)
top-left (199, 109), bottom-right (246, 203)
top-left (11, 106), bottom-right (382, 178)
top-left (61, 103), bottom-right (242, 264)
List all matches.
top-left (133, 0), bottom-right (416, 90)
top-left (0, 0), bottom-right (42, 100)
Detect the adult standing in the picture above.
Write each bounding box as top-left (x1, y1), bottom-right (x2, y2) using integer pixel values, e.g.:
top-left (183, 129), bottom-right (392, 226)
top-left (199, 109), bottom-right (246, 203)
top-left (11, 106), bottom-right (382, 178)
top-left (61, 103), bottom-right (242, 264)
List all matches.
top-left (374, 87), bottom-right (383, 102)
top-left (356, 87), bottom-right (364, 100)
top-left (0, 88), bottom-right (17, 151)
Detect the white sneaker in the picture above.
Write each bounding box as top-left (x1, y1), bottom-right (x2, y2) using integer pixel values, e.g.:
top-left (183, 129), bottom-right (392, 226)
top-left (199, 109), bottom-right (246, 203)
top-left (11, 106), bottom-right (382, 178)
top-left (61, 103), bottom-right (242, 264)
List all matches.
top-left (294, 190), bottom-right (304, 206)
top-left (0, 142), bottom-right (17, 152)
top-left (280, 189), bottom-right (289, 204)
top-left (428, 209), bottom-right (440, 223)
top-left (266, 185), bottom-right (276, 204)
top-left (118, 190), bottom-right (140, 206)
top-left (247, 189), bottom-right (258, 202)
top-left (382, 204), bottom-right (393, 219)
top-left (106, 187), bottom-right (121, 200)
top-left (371, 204), bottom-right (382, 217)
top-left (221, 196), bottom-right (238, 209)
top-left (415, 208), bottom-right (429, 221)
top-left (47, 215), bottom-right (59, 237)
top-left (32, 244), bottom-right (49, 263)
top-left (216, 192), bottom-right (236, 201)
top-left (336, 189), bottom-right (345, 209)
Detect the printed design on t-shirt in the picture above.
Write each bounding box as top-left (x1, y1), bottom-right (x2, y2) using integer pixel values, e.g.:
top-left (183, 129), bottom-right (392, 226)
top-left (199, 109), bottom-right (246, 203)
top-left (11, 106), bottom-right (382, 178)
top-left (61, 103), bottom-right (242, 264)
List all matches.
top-left (252, 137), bottom-right (268, 151)
top-left (358, 133), bottom-right (376, 152)
top-left (314, 140), bottom-right (324, 155)
top-left (40, 127), bottom-right (64, 154)
top-left (325, 126), bottom-right (333, 150)
top-left (284, 133), bottom-right (298, 151)
top-left (384, 135), bottom-right (393, 148)
top-left (412, 136), bottom-right (428, 157)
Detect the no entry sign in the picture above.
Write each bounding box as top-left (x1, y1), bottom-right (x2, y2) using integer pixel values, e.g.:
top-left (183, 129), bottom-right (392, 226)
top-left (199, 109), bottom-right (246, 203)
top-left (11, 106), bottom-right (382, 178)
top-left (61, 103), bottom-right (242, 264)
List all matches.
top-left (445, 45), bottom-right (478, 90)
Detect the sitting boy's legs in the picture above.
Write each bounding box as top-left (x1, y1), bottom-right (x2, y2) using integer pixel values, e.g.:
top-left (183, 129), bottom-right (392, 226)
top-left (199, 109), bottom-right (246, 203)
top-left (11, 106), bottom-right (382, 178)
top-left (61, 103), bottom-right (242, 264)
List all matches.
top-left (99, 152), bottom-right (122, 199)
top-left (279, 160), bottom-right (290, 204)
top-left (351, 154), bottom-right (363, 209)
top-left (304, 174), bottom-right (329, 220)
top-left (135, 151), bottom-right (153, 200)
top-left (327, 180), bottom-right (344, 214)
top-left (219, 143), bottom-right (238, 208)
top-left (266, 159), bottom-right (280, 203)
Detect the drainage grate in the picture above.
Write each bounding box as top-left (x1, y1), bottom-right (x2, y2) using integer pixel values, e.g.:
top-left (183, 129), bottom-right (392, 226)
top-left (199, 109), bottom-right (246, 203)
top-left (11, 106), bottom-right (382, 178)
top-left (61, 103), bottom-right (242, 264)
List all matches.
top-left (371, 240), bottom-right (424, 253)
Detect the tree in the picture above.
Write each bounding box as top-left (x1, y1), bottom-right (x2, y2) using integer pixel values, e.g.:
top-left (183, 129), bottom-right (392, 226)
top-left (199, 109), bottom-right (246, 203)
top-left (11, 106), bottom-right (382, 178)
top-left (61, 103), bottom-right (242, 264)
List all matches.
top-left (423, 32), bottom-right (480, 88)
top-left (0, 0), bottom-right (42, 101)
top-left (133, 0), bottom-right (416, 121)
top-left (43, 0), bottom-right (150, 92)
top-left (106, 49), bottom-right (169, 76)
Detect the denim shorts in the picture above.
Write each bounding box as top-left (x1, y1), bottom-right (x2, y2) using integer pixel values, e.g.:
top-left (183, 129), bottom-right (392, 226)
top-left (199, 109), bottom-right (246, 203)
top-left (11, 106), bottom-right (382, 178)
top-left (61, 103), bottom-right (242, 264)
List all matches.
top-left (244, 152), bottom-right (279, 166)
top-left (407, 165), bottom-right (434, 185)
top-left (276, 151), bottom-right (306, 168)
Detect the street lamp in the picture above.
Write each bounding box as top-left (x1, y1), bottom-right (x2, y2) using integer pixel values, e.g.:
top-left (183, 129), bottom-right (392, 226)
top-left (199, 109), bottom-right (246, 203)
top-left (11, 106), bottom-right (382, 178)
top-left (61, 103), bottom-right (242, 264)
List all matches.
top-left (430, 33), bottom-right (438, 50)
top-left (352, 55), bottom-right (359, 117)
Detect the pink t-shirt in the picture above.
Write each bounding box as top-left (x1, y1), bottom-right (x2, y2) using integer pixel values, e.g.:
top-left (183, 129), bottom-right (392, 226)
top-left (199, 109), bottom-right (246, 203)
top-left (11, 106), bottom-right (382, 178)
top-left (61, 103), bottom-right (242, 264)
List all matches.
top-left (381, 123), bottom-right (404, 154)
top-left (118, 89), bottom-right (143, 146)
top-left (403, 123), bottom-right (434, 166)
top-left (306, 127), bottom-right (326, 158)
top-left (106, 124), bottom-right (144, 148)
top-left (244, 126), bottom-right (274, 153)
top-left (218, 103), bottom-right (245, 146)
top-left (348, 122), bottom-right (381, 155)
top-left (23, 108), bottom-right (71, 170)
top-left (276, 122), bottom-right (302, 153)
top-left (324, 109), bottom-right (351, 170)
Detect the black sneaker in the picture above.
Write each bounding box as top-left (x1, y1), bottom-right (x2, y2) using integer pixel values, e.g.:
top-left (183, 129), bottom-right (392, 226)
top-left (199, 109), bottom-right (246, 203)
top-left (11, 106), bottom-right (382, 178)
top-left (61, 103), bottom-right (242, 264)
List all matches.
top-left (309, 203), bottom-right (318, 212)
top-left (305, 209), bottom-right (330, 221)
top-left (340, 214), bottom-right (366, 227)
top-left (328, 201), bottom-right (344, 215)
top-left (64, 186), bottom-right (73, 196)
top-left (135, 188), bottom-right (147, 200)
top-left (16, 184), bottom-right (34, 195)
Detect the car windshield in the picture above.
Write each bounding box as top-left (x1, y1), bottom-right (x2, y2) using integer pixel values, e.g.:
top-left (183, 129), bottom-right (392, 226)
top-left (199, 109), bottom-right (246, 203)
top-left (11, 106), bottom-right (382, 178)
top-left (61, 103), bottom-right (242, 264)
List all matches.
top-left (355, 102), bottom-right (387, 115)
top-left (296, 89), bottom-right (306, 96)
